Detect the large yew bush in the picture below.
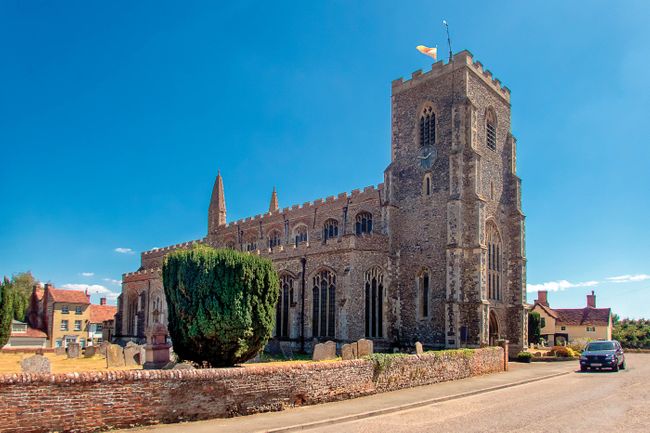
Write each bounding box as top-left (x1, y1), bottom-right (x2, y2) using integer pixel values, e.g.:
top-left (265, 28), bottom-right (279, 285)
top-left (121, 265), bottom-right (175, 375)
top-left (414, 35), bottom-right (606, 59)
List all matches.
top-left (162, 245), bottom-right (279, 367)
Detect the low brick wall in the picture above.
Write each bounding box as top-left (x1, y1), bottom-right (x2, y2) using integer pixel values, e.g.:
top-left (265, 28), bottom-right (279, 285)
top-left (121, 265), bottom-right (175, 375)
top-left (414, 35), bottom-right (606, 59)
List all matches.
top-left (0, 347), bottom-right (503, 433)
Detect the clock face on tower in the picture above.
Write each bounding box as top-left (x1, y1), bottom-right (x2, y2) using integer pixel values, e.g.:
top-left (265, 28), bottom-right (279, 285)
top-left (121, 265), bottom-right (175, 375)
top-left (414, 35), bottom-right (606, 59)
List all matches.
top-left (418, 145), bottom-right (436, 169)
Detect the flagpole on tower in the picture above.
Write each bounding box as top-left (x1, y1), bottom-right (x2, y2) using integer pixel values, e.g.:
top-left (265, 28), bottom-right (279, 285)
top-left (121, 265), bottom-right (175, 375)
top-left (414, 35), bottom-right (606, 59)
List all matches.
top-left (443, 20), bottom-right (452, 62)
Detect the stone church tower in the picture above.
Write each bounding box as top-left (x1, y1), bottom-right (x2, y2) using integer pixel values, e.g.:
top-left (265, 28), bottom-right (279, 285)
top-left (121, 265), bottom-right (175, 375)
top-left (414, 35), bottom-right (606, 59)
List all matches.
top-left (385, 50), bottom-right (527, 350)
top-left (117, 50), bottom-right (527, 354)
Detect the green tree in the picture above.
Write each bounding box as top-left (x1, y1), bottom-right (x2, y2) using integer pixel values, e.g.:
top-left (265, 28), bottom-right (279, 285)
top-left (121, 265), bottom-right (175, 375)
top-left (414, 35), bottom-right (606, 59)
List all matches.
top-left (162, 245), bottom-right (280, 367)
top-left (10, 272), bottom-right (35, 321)
top-left (528, 311), bottom-right (541, 345)
top-left (0, 278), bottom-right (14, 348)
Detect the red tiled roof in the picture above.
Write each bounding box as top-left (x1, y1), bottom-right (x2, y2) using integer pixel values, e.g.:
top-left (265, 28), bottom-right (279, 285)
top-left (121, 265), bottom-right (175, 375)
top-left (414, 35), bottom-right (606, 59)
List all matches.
top-left (89, 304), bottom-right (117, 323)
top-left (534, 301), bottom-right (559, 319)
top-left (49, 288), bottom-right (90, 305)
top-left (555, 307), bottom-right (611, 326)
top-left (11, 326), bottom-right (47, 339)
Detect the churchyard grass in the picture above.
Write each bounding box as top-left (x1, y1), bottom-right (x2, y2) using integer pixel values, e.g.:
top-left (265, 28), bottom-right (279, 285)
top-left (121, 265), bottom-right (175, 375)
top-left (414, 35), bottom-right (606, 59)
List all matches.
top-left (0, 352), bottom-right (142, 374)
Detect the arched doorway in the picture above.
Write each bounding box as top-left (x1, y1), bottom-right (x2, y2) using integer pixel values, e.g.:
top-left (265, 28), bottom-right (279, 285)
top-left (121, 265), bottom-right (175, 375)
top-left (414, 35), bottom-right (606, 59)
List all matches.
top-left (489, 310), bottom-right (500, 346)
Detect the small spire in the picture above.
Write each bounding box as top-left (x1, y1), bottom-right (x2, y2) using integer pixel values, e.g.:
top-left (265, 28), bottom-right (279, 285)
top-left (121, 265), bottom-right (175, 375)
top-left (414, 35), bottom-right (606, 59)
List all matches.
top-left (269, 186), bottom-right (279, 213)
top-left (208, 169), bottom-right (227, 233)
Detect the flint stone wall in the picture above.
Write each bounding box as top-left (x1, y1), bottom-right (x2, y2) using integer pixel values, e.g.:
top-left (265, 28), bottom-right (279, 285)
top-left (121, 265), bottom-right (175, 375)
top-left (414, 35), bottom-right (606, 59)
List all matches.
top-left (0, 347), bottom-right (503, 433)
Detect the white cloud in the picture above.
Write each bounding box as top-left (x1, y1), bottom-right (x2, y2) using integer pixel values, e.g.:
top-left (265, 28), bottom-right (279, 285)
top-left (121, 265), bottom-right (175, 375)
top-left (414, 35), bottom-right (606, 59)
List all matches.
top-left (606, 274), bottom-right (650, 284)
top-left (81, 272), bottom-right (94, 277)
top-left (526, 279), bottom-right (599, 293)
top-left (114, 247), bottom-right (135, 254)
top-left (103, 278), bottom-right (122, 286)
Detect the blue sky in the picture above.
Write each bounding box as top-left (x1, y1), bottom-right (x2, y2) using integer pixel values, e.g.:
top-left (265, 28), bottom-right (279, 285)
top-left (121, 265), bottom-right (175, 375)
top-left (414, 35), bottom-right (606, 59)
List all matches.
top-left (1, 1), bottom-right (648, 317)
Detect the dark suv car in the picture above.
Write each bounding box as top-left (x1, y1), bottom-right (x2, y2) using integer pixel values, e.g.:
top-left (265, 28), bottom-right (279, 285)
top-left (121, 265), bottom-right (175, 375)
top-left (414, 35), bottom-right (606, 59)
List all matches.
top-left (579, 340), bottom-right (626, 372)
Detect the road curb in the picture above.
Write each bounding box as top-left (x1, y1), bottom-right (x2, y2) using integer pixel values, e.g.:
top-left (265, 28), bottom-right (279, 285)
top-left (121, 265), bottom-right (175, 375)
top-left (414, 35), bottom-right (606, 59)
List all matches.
top-left (264, 371), bottom-right (571, 433)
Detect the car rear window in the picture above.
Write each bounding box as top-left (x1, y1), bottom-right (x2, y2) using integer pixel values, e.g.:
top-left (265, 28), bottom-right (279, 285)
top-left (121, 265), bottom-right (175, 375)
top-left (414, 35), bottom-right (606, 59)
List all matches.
top-left (586, 342), bottom-right (615, 351)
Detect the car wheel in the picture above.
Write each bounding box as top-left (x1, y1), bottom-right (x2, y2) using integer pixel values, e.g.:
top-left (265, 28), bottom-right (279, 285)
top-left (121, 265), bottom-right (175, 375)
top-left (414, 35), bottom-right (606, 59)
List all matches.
top-left (580, 366), bottom-right (588, 372)
top-left (612, 361), bottom-right (619, 372)
top-left (620, 360), bottom-right (626, 370)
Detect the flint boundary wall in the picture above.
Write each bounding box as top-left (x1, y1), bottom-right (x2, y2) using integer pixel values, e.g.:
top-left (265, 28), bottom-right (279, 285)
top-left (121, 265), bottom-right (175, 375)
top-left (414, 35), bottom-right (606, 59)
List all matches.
top-left (0, 347), bottom-right (504, 433)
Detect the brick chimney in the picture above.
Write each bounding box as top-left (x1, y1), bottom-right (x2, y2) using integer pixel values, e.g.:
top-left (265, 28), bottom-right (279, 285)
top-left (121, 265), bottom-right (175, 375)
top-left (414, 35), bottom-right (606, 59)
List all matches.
top-left (587, 290), bottom-right (596, 308)
top-left (536, 290), bottom-right (549, 307)
top-left (100, 297), bottom-right (107, 306)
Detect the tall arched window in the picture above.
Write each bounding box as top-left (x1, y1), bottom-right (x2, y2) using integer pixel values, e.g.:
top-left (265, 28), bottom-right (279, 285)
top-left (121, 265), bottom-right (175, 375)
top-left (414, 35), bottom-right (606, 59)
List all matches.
top-left (268, 229), bottom-right (282, 249)
top-left (418, 269), bottom-right (430, 319)
top-left (312, 270), bottom-right (336, 338)
top-left (355, 212), bottom-right (373, 236)
top-left (487, 222), bottom-right (502, 300)
top-left (244, 235), bottom-right (257, 252)
top-left (419, 105), bottom-right (436, 147)
top-left (151, 293), bottom-right (164, 325)
top-left (294, 224), bottom-right (308, 246)
top-left (365, 267), bottom-right (384, 338)
top-left (276, 274), bottom-right (293, 338)
top-left (486, 108), bottom-right (497, 151)
top-left (323, 219), bottom-right (338, 242)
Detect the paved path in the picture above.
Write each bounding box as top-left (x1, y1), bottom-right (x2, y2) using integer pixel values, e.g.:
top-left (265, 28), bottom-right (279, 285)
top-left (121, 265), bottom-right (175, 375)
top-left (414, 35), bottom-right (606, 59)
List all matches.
top-left (122, 359), bottom-right (575, 433)
top-left (311, 353), bottom-right (650, 433)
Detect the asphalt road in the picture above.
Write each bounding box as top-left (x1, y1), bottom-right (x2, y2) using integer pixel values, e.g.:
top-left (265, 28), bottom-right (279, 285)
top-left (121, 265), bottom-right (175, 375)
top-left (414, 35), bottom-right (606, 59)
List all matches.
top-left (310, 354), bottom-right (650, 433)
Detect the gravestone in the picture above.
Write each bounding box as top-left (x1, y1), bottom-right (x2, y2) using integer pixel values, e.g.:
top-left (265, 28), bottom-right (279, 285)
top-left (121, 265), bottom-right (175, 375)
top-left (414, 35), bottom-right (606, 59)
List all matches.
top-left (124, 344), bottom-right (142, 366)
top-left (312, 340), bottom-right (337, 361)
top-left (98, 341), bottom-right (110, 357)
top-left (84, 346), bottom-right (97, 358)
top-left (341, 343), bottom-right (357, 360)
top-left (356, 339), bottom-right (373, 357)
top-left (144, 322), bottom-right (172, 369)
top-left (54, 347), bottom-right (66, 356)
top-left (172, 362), bottom-right (195, 370)
top-left (21, 354), bottom-right (51, 374)
top-left (67, 343), bottom-right (81, 359)
top-left (106, 344), bottom-right (125, 367)
top-left (415, 341), bottom-right (424, 356)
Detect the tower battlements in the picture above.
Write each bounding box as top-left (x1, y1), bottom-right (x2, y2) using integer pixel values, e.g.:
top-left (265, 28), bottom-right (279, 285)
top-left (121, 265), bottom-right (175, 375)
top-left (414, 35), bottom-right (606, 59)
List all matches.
top-left (391, 50), bottom-right (510, 103)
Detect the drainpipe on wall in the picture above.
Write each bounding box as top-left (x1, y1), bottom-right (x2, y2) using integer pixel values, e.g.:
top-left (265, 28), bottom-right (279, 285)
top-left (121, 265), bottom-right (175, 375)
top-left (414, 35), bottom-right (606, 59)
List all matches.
top-left (300, 256), bottom-right (307, 354)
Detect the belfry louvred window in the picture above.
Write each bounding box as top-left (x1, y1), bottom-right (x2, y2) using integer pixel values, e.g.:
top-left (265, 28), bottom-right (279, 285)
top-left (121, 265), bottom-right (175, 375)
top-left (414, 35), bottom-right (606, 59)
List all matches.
top-left (486, 108), bottom-right (497, 150)
top-left (312, 270), bottom-right (336, 338)
top-left (323, 219), bottom-right (338, 241)
top-left (419, 106), bottom-right (436, 147)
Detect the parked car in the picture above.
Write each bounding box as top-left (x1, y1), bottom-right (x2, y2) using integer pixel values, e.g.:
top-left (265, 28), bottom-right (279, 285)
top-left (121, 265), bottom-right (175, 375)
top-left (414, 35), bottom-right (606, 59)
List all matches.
top-left (579, 340), bottom-right (626, 372)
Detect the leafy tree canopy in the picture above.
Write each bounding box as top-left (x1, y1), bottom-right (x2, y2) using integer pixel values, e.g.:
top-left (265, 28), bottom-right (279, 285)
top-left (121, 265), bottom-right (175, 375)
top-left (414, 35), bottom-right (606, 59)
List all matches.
top-left (162, 245), bottom-right (280, 367)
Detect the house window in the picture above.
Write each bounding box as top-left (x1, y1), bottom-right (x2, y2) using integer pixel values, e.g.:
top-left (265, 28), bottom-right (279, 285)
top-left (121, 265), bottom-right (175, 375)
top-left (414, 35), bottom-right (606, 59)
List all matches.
top-left (541, 317), bottom-right (546, 328)
top-left (276, 274), bottom-right (293, 338)
top-left (312, 270), bottom-right (336, 338)
top-left (268, 230), bottom-right (282, 249)
top-left (294, 225), bottom-right (308, 246)
top-left (323, 219), bottom-right (338, 242)
top-left (355, 212), bottom-right (373, 236)
top-left (487, 222), bottom-right (502, 301)
top-left (74, 320), bottom-right (82, 331)
top-left (486, 108), bottom-right (497, 151)
top-left (364, 267), bottom-right (384, 338)
top-left (61, 306), bottom-right (69, 314)
top-left (80, 339), bottom-right (86, 348)
top-left (55, 340), bottom-right (62, 348)
top-left (418, 270), bottom-right (430, 318)
top-left (75, 306), bottom-right (82, 315)
top-left (419, 105), bottom-right (436, 147)
top-left (561, 326), bottom-right (566, 331)
top-left (96, 324), bottom-right (103, 332)
top-left (586, 326), bottom-right (595, 332)
top-left (60, 320), bottom-right (69, 331)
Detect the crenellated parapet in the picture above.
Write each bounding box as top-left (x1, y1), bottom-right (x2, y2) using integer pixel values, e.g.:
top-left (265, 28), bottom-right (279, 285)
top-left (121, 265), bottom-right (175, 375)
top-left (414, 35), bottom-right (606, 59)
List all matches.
top-left (391, 50), bottom-right (510, 103)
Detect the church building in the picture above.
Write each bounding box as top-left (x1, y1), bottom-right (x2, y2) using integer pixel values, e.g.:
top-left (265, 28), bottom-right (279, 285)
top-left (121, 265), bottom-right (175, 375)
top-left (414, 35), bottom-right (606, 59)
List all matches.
top-left (116, 50), bottom-right (528, 353)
